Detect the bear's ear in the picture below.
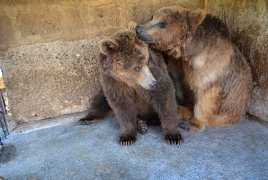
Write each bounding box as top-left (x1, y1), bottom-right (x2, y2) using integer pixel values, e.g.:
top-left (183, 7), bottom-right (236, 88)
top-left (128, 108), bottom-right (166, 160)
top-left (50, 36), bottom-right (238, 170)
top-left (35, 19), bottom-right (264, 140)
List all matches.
top-left (99, 38), bottom-right (119, 55)
top-left (188, 8), bottom-right (206, 33)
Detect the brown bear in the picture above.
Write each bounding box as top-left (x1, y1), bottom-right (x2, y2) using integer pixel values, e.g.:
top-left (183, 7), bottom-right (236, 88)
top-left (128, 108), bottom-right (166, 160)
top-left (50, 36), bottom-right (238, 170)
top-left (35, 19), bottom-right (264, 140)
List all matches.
top-left (79, 30), bottom-right (182, 145)
top-left (135, 6), bottom-right (253, 131)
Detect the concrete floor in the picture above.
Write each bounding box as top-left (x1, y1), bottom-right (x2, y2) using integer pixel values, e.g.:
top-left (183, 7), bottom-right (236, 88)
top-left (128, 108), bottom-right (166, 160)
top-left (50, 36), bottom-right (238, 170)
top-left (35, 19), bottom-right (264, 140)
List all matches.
top-left (0, 114), bottom-right (268, 180)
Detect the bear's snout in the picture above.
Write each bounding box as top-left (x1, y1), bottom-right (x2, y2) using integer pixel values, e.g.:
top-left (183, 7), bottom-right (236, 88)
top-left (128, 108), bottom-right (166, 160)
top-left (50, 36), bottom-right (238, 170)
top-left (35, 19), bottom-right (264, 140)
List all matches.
top-left (135, 26), bottom-right (143, 35)
top-left (135, 25), bottom-right (153, 42)
top-left (149, 81), bottom-right (157, 89)
top-left (138, 66), bottom-right (157, 90)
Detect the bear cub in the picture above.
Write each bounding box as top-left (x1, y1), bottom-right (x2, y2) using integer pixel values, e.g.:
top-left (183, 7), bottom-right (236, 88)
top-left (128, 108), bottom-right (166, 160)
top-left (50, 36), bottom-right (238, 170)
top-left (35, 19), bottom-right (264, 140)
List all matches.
top-left (136, 6), bottom-right (252, 131)
top-left (79, 30), bottom-right (182, 146)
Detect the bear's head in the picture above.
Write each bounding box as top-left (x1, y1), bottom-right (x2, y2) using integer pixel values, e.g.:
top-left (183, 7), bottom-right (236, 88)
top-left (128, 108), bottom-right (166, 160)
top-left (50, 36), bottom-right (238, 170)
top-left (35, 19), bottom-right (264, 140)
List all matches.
top-left (135, 6), bottom-right (205, 58)
top-left (99, 30), bottom-right (157, 90)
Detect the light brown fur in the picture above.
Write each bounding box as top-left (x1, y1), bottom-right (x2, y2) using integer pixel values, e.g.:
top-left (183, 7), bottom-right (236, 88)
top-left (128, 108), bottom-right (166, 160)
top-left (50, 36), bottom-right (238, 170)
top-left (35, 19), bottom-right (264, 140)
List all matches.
top-left (136, 6), bottom-right (253, 131)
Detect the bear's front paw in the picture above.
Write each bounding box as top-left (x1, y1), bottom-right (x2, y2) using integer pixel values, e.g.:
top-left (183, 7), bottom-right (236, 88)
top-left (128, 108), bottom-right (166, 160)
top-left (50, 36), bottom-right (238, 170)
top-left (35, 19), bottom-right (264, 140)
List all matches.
top-left (137, 119), bottom-right (148, 134)
top-left (119, 134), bottom-right (137, 146)
top-left (164, 132), bottom-right (183, 145)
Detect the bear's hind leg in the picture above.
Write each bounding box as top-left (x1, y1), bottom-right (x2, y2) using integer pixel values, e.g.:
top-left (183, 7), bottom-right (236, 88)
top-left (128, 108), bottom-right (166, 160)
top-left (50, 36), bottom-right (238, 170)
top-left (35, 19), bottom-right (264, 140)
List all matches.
top-left (179, 87), bottom-right (221, 131)
top-left (78, 91), bottom-right (111, 125)
top-left (177, 105), bottom-right (193, 120)
top-left (179, 117), bottom-right (206, 131)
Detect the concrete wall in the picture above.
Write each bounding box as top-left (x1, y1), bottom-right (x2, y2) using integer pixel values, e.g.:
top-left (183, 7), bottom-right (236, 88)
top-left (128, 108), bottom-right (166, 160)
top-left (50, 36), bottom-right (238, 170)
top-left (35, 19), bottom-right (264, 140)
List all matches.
top-left (1, 38), bottom-right (103, 124)
top-left (205, 0), bottom-right (268, 122)
top-left (0, 0), bottom-right (204, 126)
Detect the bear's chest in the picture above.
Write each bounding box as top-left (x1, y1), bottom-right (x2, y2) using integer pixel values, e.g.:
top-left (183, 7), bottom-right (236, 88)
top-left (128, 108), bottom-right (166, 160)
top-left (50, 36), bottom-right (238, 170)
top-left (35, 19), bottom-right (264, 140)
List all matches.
top-left (133, 88), bottom-right (155, 116)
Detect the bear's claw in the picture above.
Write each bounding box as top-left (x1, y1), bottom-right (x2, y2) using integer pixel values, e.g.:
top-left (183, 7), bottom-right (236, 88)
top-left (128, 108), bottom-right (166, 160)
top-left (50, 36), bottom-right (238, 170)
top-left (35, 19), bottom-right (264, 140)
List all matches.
top-left (164, 133), bottom-right (183, 145)
top-left (137, 119), bottom-right (148, 134)
top-left (119, 134), bottom-right (137, 146)
top-left (120, 141), bottom-right (133, 146)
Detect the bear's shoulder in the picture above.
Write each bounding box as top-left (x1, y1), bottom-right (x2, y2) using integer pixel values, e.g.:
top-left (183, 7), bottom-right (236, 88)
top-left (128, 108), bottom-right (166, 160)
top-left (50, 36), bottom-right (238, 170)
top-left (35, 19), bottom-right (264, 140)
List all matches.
top-left (197, 14), bottom-right (230, 40)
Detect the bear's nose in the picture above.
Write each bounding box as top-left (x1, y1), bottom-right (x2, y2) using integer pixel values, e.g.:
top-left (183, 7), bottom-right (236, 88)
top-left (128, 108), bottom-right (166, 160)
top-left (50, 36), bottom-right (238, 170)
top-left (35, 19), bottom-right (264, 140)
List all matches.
top-left (136, 26), bottom-right (143, 35)
top-left (149, 81), bottom-right (157, 89)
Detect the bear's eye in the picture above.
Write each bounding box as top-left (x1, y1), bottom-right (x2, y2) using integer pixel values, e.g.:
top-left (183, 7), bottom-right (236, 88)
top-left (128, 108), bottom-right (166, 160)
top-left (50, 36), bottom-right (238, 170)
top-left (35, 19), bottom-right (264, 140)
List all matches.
top-left (138, 55), bottom-right (145, 61)
top-left (136, 50), bottom-right (142, 55)
top-left (159, 22), bottom-right (167, 29)
top-left (124, 59), bottom-right (133, 69)
top-left (133, 66), bottom-right (141, 72)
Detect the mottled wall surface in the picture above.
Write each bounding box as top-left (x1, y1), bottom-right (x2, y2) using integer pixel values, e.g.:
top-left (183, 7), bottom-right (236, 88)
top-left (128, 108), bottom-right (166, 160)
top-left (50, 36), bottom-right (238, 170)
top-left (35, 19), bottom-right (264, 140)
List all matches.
top-left (2, 38), bottom-right (102, 123)
top-left (206, 0), bottom-right (268, 122)
top-left (0, 0), bottom-right (205, 125)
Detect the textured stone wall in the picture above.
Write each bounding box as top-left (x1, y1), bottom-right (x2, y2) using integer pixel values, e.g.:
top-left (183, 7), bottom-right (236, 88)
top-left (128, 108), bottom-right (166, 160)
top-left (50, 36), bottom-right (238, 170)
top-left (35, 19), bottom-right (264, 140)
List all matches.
top-left (206, 0), bottom-right (268, 122)
top-left (0, 0), bottom-right (205, 125)
top-left (1, 38), bottom-right (102, 124)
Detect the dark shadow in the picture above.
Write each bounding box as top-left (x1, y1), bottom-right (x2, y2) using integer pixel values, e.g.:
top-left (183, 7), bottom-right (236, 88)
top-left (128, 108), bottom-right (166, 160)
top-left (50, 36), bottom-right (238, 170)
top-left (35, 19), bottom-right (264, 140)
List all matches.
top-left (0, 144), bottom-right (18, 164)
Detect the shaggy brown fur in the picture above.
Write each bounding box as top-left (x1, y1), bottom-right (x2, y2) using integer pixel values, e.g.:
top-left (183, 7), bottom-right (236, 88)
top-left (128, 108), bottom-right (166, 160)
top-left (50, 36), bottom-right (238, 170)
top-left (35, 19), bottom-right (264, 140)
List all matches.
top-left (164, 55), bottom-right (194, 109)
top-left (79, 30), bottom-right (182, 145)
top-left (136, 6), bottom-right (253, 131)
top-left (129, 21), bottom-right (188, 106)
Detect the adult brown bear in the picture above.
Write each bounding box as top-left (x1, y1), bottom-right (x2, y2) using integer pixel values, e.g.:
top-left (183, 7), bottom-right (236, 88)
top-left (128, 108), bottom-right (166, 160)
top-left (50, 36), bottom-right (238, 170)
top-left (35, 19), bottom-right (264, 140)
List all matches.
top-left (136, 6), bottom-right (253, 131)
top-left (79, 30), bottom-right (183, 145)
